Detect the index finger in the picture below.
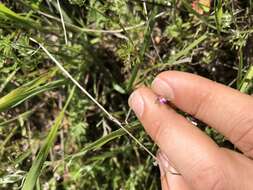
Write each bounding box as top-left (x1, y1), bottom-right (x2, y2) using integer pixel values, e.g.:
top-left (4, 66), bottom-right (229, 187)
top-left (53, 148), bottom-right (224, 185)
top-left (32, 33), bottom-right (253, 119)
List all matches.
top-left (128, 87), bottom-right (229, 190)
top-left (151, 71), bottom-right (253, 156)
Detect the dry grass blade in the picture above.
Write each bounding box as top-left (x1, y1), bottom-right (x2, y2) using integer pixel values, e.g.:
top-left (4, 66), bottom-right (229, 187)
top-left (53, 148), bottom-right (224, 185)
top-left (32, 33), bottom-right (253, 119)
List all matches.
top-left (56, 0), bottom-right (68, 44)
top-left (29, 37), bottom-right (156, 160)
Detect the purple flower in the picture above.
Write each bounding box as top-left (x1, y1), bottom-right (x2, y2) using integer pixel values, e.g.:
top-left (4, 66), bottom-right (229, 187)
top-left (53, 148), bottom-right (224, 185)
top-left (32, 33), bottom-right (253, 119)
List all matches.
top-left (158, 97), bottom-right (168, 104)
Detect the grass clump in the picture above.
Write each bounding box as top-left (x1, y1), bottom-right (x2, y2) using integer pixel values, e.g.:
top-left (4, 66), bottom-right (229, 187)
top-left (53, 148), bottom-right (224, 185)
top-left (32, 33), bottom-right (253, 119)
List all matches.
top-left (0, 1), bottom-right (253, 189)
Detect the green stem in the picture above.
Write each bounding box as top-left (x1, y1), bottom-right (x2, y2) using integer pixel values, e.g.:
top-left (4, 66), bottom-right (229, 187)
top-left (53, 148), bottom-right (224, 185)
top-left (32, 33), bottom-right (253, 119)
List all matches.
top-left (127, 8), bottom-right (157, 92)
top-left (240, 65), bottom-right (253, 93)
top-left (237, 47), bottom-right (244, 89)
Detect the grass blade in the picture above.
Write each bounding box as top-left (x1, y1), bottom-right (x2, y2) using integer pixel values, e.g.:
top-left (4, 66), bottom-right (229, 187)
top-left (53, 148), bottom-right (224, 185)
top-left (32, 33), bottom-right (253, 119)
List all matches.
top-left (0, 109), bottom-right (34, 127)
top-left (126, 7), bottom-right (157, 91)
top-left (0, 3), bottom-right (40, 29)
top-left (240, 65), bottom-right (253, 93)
top-left (214, 0), bottom-right (223, 33)
top-left (0, 72), bottom-right (64, 112)
top-left (21, 86), bottom-right (76, 190)
top-left (237, 47), bottom-right (243, 89)
top-left (68, 122), bottom-right (140, 159)
top-left (163, 34), bottom-right (207, 67)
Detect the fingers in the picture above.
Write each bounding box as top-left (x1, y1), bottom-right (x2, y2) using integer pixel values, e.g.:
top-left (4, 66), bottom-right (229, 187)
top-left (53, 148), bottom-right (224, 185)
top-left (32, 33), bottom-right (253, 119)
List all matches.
top-left (151, 71), bottom-right (253, 156)
top-left (128, 87), bottom-right (229, 190)
top-left (157, 150), bottom-right (192, 190)
top-left (218, 148), bottom-right (253, 190)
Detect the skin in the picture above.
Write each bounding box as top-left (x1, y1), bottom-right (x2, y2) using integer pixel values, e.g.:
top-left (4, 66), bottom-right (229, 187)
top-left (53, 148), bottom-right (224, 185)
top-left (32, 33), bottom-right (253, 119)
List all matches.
top-left (128, 71), bottom-right (253, 190)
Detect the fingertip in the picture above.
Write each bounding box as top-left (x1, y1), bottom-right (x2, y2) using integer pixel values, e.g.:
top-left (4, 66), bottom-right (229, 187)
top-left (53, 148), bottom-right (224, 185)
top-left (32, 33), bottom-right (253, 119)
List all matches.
top-left (128, 87), bottom-right (174, 142)
top-left (151, 71), bottom-right (196, 101)
top-left (151, 77), bottom-right (175, 100)
top-left (128, 87), bottom-right (159, 118)
top-left (151, 71), bottom-right (214, 117)
top-left (128, 90), bottom-right (145, 118)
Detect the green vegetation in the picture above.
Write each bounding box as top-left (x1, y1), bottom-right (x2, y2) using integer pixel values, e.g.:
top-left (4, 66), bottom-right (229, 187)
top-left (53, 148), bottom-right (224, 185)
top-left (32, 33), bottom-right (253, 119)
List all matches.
top-left (0, 1), bottom-right (252, 189)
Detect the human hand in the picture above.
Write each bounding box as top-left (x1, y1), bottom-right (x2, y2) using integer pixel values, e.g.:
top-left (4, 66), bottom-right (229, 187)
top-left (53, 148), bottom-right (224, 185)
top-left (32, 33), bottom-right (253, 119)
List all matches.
top-left (128, 71), bottom-right (253, 190)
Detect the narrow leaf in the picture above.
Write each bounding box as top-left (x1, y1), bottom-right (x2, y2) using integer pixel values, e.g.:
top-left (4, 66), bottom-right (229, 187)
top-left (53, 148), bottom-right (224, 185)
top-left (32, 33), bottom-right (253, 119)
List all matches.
top-left (0, 72), bottom-right (63, 112)
top-left (21, 86), bottom-right (76, 190)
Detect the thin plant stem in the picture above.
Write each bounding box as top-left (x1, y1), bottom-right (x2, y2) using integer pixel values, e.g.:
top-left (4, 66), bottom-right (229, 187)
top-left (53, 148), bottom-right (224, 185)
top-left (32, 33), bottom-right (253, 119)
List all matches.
top-left (0, 66), bottom-right (19, 93)
top-left (57, 0), bottom-right (68, 45)
top-left (127, 7), bottom-right (157, 91)
top-left (237, 46), bottom-right (243, 89)
top-left (0, 125), bottom-right (19, 156)
top-left (38, 10), bottom-right (145, 34)
top-left (29, 38), bottom-right (156, 160)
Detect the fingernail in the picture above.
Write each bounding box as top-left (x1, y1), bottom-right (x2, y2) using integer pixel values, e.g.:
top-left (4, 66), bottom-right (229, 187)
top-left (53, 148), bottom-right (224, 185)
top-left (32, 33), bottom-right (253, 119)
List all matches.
top-left (151, 78), bottom-right (174, 100)
top-left (128, 91), bottom-right (144, 118)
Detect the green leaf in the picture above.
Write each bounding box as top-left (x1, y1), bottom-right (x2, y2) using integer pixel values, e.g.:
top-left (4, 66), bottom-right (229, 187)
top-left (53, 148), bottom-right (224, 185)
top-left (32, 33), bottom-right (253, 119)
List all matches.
top-left (113, 82), bottom-right (126, 94)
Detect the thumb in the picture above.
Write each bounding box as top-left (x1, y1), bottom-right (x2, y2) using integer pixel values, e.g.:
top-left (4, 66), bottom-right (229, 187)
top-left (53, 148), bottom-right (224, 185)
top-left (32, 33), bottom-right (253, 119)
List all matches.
top-left (157, 150), bottom-right (192, 190)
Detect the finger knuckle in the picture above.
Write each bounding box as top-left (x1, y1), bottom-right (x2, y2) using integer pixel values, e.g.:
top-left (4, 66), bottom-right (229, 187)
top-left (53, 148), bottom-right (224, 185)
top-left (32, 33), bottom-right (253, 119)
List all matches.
top-left (233, 115), bottom-right (253, 156)
top-left (189, 162), bottom-right (227, 190)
